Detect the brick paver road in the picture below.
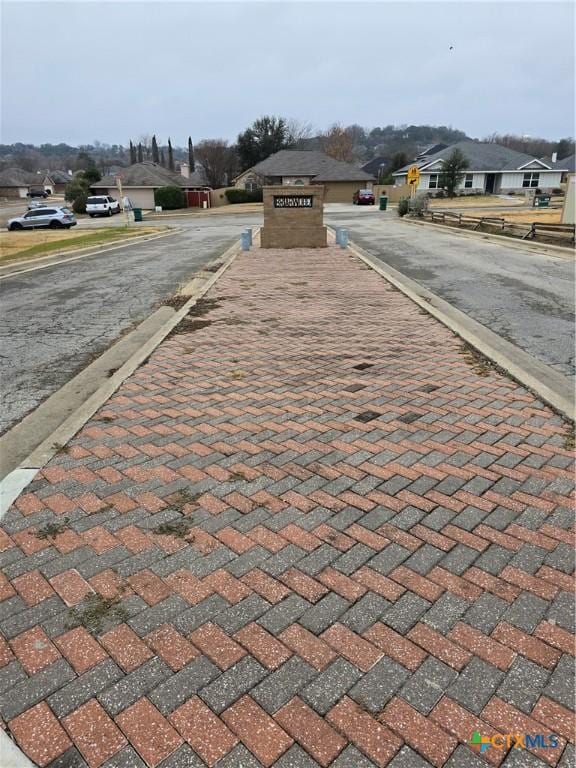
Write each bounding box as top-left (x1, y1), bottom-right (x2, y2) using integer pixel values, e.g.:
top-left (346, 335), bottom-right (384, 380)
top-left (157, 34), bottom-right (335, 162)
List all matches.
top-left (0, 244), bottom-right (574, 768)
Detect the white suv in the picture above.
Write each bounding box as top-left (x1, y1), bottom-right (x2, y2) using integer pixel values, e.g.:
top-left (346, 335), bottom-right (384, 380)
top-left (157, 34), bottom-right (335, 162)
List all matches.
top-left (86, 195), bottom-right (121, 217)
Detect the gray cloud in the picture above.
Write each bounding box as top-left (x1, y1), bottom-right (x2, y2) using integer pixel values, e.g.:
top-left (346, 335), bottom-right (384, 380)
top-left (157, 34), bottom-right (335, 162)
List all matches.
top-left (2, 0), bottom-right (574, 145)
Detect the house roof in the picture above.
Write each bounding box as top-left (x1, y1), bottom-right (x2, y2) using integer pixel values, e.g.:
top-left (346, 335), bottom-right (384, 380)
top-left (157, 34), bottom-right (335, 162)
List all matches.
top-left (244, 150), bottom-right (376, 183)
top-left (47, 170), bottom-right (72, 184)
top-left (393, 142), bottom-right (570, 174)
top-left (0, 167), bottom-right (48, 186)
top-left (361, 156), bottom-right (389, 176)
top-left (557, 154), bottom-right (575, 171)
top-left (92, 162), bottom-right (208, 189)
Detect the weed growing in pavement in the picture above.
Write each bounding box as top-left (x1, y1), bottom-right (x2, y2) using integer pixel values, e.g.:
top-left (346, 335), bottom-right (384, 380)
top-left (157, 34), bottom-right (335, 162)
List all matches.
top-left (230, 370), bottom-right (246, 379)
top-left (564, 426), bottom-right (575, 450)
top-left (151, 520), bottom-right (193, 539)
top-left (107, 368), bottom-right (119, 377)
top-left (229, 470), bottom-right (248, 481)
top-left (96, 415), bottom-right (116, 423)
top-left (161, 294), bottom-right (189, 310)
top-left (35, 518), bottom-right (70, 540)
top-left (188, 298), bottom-right (221, 317)
top-left (168, 489), bottom-right (200, 512)
top-left (68, 594), bottom-right (129, 634)
top-left (52, 442), bottom-right (70, 455)
top-left (169, 318), bottom-right (213, 336)
top-left (460, 344), bottom-right (493, 377)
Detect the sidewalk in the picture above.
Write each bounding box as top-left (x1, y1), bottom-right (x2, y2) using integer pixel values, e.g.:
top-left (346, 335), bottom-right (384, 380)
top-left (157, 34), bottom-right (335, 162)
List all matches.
top-left (0, 243), bottom-right (573, 768)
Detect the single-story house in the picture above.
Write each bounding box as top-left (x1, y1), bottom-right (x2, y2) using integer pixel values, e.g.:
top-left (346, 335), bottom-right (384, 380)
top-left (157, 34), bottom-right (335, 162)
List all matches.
top-left (555, 154), bottom-right (575, 183)
top-left (0, 168), bottom-right (54, 198)
top-left (47, 170), bottom-right (73, 194)
top-left (233, 150), bottom-right (376, 203)
top-left (91, 162), bottom-right (210, 209)
top-left (393, 142), bottom-right (568, 194)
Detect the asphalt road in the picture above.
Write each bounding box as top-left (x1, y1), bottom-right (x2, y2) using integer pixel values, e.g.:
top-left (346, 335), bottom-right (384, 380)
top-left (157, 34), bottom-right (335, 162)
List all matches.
top-left (0, 215), bottom-right (262, 433)
top-left (325, 207), bottom-right (575, 380)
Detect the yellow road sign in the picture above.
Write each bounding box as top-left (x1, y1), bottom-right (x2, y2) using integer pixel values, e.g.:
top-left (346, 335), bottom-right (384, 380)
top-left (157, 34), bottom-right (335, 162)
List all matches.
top-left (407, 165), bottom-right (421, 186)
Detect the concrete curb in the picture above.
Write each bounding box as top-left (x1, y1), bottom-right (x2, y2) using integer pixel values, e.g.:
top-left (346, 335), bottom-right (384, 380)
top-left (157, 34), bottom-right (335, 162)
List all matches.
top-left (402, 217), bottom-right (575, 259)
top-left (0, 729), bottom-right (36, 768)
top-left (0, 228), bottom-right (180, 280)
top-left (0, 236), bottom-right (246, 514)
top-left (343, 234), bottom-right (574, 423)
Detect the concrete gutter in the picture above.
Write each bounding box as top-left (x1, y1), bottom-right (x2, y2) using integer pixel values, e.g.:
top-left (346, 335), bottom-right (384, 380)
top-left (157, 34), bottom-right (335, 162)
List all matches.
top-left (344, 234), bottom-right (574, 423)
top-left (0, 227), bottom-right (180, 280)
top-left (402, 218), bottom-right (575, 260)
top-left (0, 236), bottom-right (246, 512)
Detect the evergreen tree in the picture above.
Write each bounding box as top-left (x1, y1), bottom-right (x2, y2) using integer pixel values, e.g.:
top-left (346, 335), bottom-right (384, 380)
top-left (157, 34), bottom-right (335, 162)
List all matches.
top-left (160, 148), bottom-right (166, 167)
top-left (439, 148), bottom-right (469, 197)
top-left (188, 137), bottom-right (195, 171)
top-left (152, 135), bottom-right (160, 164)
top-left (168, 138), bottom-right (175, 171)
top-left (129, 140), bottom-right (137, 164)
top-left (237, 116), bottom-right (290, 170)
top-left (137, 143), bottom-right (143, 163)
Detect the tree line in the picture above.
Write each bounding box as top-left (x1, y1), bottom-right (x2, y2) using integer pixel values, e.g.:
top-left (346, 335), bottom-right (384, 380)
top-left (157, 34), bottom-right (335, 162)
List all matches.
top-left (1, 121), bottom-right (573, 189)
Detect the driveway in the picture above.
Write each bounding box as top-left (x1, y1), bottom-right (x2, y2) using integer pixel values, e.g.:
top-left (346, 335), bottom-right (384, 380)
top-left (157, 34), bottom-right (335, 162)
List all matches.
top-left (0, 214), bottom-right (262, 434)
top-left (324, 208), bottom-right (575, 379)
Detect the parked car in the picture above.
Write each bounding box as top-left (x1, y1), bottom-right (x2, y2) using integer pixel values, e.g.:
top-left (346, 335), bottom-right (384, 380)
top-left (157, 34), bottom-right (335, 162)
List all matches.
top-left (27, 189), bottom-right (49, 198)
top-left (27, 200), bottom-right (46, 209)
top-left (86, 195), bottom-right (121, 217)
top-left (7, 206), bottom-right (77, 230)
top-left (353, 189), bottom-right (376, 205)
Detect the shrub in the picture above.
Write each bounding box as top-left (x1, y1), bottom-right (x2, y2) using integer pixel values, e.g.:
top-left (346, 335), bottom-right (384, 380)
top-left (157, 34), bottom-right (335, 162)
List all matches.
top-left (72, 193), bottom-right (87, 214)
top-left (397, 198), bottom-right (410, 217)
top-left (65, 177), bottom-right (89, 203)
top-left (154, 186), bottom-right (186, 209)
top-left (552, 188), bottom-right (564, 195)
top-left (534, 188), bottom-right (542, 195)
top-left (225, 188), bottom-right (263, 204)
top-left (435, 189), bottom-right (445, 199)
top-left (507, 191), bottom-right (516, 195)
top-left (411, 195), bottom-right (429, 217)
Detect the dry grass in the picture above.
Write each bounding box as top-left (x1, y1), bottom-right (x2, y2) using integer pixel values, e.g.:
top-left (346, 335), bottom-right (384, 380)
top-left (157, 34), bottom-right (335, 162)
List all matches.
top-left (430, 196), bottom-right (526, 209)
top-left (497, 209), bottom-right (562, 224)
top-left (0, 226), bottom-right (163, 263)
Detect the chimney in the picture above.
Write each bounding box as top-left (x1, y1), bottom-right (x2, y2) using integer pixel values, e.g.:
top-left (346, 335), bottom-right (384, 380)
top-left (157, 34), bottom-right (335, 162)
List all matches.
top-left (180, 162), bottom-right (190, 178)
top-left (551, 152), bottom-right (558, 163)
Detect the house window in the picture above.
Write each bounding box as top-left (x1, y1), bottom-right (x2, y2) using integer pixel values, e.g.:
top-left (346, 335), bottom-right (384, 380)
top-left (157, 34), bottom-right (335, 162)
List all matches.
top-left (464, 174), bottom-right (473, 188)
top-left (522, 172), bottom-right (540, 188)
top-left (245, 181), bottom-right (258, 192)
top-left (428, 174), bottom-right (439, 189)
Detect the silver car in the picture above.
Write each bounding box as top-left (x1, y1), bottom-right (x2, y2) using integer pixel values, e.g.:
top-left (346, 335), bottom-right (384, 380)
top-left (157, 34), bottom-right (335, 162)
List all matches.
top-left (7, 206), bottom-right (77, 231)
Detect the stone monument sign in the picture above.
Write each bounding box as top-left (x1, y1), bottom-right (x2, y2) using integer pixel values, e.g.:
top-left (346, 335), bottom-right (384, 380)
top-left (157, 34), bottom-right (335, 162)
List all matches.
top-left (260, 185), bottom-right (327, 248)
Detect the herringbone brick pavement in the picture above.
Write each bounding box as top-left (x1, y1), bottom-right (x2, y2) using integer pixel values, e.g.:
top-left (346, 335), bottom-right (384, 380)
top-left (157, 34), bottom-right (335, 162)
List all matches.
top-left (0, 245), bottom-right (574, 768)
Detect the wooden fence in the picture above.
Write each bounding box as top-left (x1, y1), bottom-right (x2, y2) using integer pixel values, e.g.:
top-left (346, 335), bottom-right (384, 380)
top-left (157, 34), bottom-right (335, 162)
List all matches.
top-left (419, 210), bottom-right (575, 247)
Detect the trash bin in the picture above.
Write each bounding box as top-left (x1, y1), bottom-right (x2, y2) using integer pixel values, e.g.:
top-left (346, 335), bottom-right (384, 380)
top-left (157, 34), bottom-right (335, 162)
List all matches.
top-left (379, 195), bottom-right (388, 211)
top-left (133, 208), bottom-right (143, 222)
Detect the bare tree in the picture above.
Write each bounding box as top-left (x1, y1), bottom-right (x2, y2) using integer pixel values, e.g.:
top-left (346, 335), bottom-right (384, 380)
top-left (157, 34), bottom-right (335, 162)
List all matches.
top-left (319, 124), bottom-right (355, 162)
top-left (195, 140), bottom-right (237, 188)
top-left (286, 119), bottom-right (314, 147)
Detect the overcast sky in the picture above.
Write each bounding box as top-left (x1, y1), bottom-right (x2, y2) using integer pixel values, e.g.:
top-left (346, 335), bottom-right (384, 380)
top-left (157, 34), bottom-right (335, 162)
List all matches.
top-left (2, 0), bottom-right (574, 147)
